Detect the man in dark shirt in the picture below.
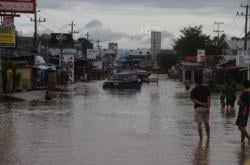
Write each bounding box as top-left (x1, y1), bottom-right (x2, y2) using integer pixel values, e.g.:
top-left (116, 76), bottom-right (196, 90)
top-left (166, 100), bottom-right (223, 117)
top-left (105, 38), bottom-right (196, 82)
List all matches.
top-left (191, 73), bottom-right (211, 141)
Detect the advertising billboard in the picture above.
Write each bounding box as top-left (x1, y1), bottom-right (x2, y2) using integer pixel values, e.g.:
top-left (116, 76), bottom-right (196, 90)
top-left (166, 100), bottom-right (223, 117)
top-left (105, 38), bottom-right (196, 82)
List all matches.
top-left (0, 26), bottom-right (16, 48)
top-left (49, 33), bottom-right (74, 48)
top-left (197, 49), bottom-right (206, 62)
top-left (0, 0), bottom-right (36, 13)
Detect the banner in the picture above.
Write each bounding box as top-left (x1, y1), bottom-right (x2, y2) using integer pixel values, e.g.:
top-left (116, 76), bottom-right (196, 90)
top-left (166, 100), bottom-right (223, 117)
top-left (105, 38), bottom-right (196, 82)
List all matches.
top-left (0, 0), bottom-right (36, 13)
top-left (0, 26), bottom-right (16, 48)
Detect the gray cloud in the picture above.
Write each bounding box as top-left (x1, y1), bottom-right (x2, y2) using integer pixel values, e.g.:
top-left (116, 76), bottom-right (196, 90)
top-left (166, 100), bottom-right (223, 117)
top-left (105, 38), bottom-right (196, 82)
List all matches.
top-left (85, 19), bottom-right (103, 29)
top-left (162, 31), bottom-right (175, 39)
top-left (82, 19), bottom-right (174, 44)
top-left (87, 28), bottom-right (128, 42)
top-left (38, 0), bottom-right (239, 10)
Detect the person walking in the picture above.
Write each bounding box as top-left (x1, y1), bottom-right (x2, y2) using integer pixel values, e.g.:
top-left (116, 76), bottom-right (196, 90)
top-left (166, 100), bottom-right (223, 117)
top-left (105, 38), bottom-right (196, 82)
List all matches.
top-left (185, 79), bottom-right (191, 91)
top-left (44, 89), bottom-right (52, 101)
top-left (220, 88), bottom-right (226, 110)
top-left (225, 82), bottom-right (233, 112)
top-left (236, 80), bottom-right (250, 142)
top-left (6, 67), bottom-right (13, 93)
top-left (191, 73), bottom-right (211, 141)
top-left (231, 82), bottom-right (237, 110)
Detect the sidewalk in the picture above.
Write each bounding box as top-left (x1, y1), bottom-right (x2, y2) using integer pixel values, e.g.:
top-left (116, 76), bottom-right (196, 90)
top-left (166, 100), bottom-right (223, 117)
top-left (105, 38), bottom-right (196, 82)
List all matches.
top-left (10, 90), bottom-right (46, 101)
top-left (8, 83), bottom-right (77, 101)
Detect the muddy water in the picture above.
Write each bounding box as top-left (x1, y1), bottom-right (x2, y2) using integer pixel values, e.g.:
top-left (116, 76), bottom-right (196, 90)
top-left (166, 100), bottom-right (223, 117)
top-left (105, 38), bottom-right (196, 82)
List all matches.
top-left (0, 77), bottom-right (249, 165)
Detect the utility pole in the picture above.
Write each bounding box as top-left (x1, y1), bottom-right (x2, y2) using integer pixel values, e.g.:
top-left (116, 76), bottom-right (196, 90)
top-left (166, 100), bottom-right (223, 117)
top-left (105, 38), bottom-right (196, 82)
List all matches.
top-left (69, 21), bottom-right (79, 37)
top-left (214, 22), bottom-right (224, 42)
top-left (237, 3), bottom-right (250, 79)
top-left (85, 32), bottom-right (90, 41)
top-left (96, 39), bottom-right (102, 60)
top-left (96, 39), bottom-right (102, 55)
top-left (213, 21), bottom-right (224, 58)
top-left (96, 40), bottom-right (101, 50)
top-left (237, 4), bottom-right (250, 51)
top-left (31, 10), bottom-right (46, 51)
top-left (212, 21), bottom-right (224, 86)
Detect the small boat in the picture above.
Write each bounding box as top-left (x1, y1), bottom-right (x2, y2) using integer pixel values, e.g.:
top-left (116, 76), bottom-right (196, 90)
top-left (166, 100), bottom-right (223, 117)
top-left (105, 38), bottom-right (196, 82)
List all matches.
top-left (103, 72), bottom-right (142, 89)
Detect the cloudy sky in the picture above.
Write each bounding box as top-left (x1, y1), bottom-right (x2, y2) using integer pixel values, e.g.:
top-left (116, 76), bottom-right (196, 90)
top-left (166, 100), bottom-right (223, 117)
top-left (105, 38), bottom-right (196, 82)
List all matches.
top-left (14, 0), bottom-right (249, 49)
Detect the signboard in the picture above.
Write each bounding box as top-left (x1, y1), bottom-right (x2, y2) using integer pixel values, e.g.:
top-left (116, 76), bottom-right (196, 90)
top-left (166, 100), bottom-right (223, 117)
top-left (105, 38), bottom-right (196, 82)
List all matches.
top-left (62, 54), bottom-right (74, 82)
top-left (49, 33), bottom-right (74, 48)
top-left (184, 55), bottom-right (196, 62)
top-left (87, 49), bottom-right (98, 60)
top-left (3, 16), bottom-right (14, 26)
top-left (197, 49), bottom-right (206, 62)
top-left (0, 0), bottom-right (36, 13)
top-left (93, 61), bottom-right (102, 69)
top-left (0, 26), bottom-right (16, 47)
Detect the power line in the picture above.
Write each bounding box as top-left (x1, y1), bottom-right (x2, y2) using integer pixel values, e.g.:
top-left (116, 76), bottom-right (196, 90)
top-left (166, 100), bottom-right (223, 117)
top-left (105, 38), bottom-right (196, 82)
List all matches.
top-left (213, 21), bottom-right (224, 38)
top-left (30, 10), bottom-right (46, 50)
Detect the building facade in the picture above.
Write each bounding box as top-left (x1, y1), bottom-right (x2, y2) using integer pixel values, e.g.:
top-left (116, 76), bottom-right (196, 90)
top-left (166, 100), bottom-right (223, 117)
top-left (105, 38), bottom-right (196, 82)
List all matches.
top-left (108, 42), bottom-right (118, 55)
top-left (151, 31), bottom-right (161, 62)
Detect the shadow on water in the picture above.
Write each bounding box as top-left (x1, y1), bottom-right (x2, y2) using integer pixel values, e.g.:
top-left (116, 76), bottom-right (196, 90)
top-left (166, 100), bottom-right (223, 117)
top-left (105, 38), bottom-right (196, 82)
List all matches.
top-left (102, 88), bottom-right (141, 99)
top-left (236, 142), bottom-right (250, 165)
top-left (103, 88), bottom-right (140, 94)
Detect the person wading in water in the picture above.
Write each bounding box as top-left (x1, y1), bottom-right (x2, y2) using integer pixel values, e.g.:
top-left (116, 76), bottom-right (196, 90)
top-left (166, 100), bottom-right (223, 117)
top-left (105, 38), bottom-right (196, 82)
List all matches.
top-left (191, 73), bottom-right (211, 141)
top-left (236, 80), bottom-right (250, 142)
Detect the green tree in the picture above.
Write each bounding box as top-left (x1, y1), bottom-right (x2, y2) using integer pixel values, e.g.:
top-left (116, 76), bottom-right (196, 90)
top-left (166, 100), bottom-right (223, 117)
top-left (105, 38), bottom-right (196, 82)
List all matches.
top-left (157, 52), bottom-right (179, 72)
top-left (78, 38), bottom-right (93, 55)
top-left (212, 33), bottom-right (227, 55)
top-left (173, 25), bottom-right (216, 57)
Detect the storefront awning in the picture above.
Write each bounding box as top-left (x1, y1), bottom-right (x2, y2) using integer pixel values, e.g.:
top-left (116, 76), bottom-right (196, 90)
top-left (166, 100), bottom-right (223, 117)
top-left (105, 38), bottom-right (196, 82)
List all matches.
top-left (33, 64), bottom-right (56, 70)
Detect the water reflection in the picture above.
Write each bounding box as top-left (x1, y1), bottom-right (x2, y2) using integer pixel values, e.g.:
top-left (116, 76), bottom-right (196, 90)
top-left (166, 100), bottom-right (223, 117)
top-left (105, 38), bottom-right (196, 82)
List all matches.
top-left (0, 79), bottom-right (249, 165)
top-left (0, 112), bottom-right (14, 165)
top-left (237, 143), bottom-right (247, 165)
top-left (0, 102), bottom-right (12, 114)
top-left (193, 140), bottom-right (210, 165)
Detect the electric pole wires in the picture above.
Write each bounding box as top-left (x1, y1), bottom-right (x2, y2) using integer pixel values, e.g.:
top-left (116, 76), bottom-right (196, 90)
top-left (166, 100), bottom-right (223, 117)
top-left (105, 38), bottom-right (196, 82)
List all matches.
top-left (237, 4), bottom-right (250, 51)
top-left (69, 21), bottom-right (79, 37)
top-left (30, 10), bottom-right (46, 51)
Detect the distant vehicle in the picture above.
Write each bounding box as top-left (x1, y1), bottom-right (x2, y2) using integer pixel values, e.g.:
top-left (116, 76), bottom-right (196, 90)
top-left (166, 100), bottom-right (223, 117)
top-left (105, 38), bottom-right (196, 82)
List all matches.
top-left (103, 72), bottom-right (142, 89)
top-left (135, 69), bottom-right (151, 81)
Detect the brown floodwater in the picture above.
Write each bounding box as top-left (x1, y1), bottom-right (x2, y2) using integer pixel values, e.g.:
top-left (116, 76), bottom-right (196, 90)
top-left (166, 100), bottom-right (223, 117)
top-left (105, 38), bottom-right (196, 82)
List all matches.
top-left (0, 76), bottom-right (249, 165)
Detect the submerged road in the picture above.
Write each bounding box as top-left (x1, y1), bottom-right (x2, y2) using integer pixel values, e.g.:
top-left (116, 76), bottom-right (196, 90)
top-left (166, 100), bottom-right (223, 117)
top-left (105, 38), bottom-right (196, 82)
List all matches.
top-left (0, 76), bottom-right (249, 165)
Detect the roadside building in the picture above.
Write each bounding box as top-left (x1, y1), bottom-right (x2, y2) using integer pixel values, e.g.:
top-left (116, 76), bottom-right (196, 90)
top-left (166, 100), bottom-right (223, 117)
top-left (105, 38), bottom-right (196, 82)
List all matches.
top-left (215, 59), bottom-right (244, 84)
top-left (179, 62), bottom-right (202, 83)
top-left (151, 31), bottom-right (161, 63)
top-left (108, 42), bottom-right (118, 55)
top-left (117, 49), bottom-right (154, 70)
top-left (102, 49), bottom-right (116, 72)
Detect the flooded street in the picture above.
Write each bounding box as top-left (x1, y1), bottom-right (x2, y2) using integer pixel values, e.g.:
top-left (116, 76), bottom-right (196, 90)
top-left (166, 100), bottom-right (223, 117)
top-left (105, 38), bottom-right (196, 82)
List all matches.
top-left (0, 77), bottom-right (249, 165)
